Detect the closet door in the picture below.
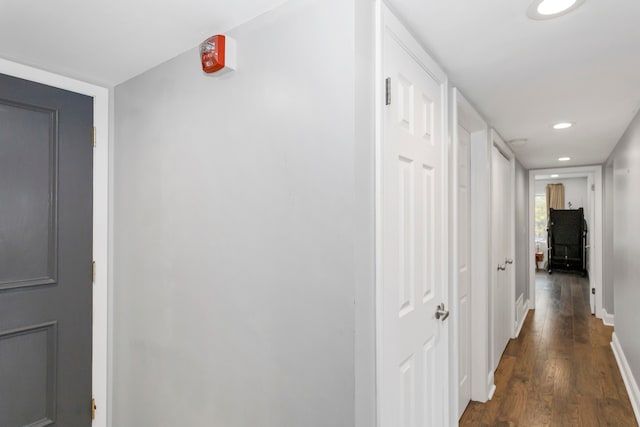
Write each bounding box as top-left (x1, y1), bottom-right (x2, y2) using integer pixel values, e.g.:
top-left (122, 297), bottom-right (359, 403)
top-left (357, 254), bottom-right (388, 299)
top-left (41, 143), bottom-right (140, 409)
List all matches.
top-left (378, 6), bottom-right (450, 426)
top-left (491, 146), bottom-right (511, 370)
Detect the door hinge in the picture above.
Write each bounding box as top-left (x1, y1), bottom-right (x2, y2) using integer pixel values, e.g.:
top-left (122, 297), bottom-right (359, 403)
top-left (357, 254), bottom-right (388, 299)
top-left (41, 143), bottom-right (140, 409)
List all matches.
top-left (91, 398), bottom-right (96, 420)
top-left (385, 77), bottom-right (391, 106)
top-left (92, 127), bottom-right (96, 148)
top-left (91, 260), bottom-right (96, 284)
top-left (592, 288), bottom-right (596, 295)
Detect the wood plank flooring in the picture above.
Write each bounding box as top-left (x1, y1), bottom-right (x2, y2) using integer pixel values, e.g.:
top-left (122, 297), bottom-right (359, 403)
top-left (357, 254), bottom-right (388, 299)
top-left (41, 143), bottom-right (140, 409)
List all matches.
top-left (460, 272), bottom-right (638, 426)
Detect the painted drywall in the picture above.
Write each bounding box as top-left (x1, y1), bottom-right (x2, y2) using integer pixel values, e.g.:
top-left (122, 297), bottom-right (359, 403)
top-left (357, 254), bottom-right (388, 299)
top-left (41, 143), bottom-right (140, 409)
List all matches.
top-left (607, 109), bottom-right (640, 386)
top-left (602, 163), bottom-right (615, 314)
top-left (112, 1), bottom-right (373, 426)
top-left (515, 160), bottom-right (529, 306)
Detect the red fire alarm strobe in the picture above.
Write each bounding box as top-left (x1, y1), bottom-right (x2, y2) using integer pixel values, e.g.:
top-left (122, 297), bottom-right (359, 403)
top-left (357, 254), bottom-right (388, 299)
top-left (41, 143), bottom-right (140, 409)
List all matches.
top-left (200, 35), bottom-right (237, 74)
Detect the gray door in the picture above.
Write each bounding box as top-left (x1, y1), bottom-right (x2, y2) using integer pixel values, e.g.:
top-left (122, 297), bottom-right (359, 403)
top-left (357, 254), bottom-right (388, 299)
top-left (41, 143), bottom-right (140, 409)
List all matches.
top-left (0, 73), bottom-right (93, 427)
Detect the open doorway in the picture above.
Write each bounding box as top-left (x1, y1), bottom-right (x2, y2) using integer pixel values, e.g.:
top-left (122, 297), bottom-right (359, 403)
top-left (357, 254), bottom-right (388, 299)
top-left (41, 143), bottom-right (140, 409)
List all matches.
top-left (528, 166), bottom-right (603, 318)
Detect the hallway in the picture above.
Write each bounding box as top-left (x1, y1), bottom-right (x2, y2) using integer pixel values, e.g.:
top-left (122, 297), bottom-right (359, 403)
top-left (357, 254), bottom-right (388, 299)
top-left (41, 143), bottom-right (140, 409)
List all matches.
top-left (460, 272), bottom-right (637, 426)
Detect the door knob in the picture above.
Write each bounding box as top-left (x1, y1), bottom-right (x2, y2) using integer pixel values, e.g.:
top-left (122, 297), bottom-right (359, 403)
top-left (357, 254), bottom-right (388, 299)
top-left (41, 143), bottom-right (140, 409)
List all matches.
top-left (435, 303), bottom-right (450, 321)
top-left (497, 264), bottom-right (506, 271)
top-left (505, 258), bottom-right (513, 265)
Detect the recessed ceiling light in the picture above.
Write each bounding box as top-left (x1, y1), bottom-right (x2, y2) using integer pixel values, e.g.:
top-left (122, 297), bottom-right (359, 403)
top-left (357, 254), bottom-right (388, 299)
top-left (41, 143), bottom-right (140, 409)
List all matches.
top-left (553, 122), bottom-right (573, 130)
top-left (551, 174), bottom-right (560, 178)
top-left (527, 0), bottom-right (585, 20)
top-left (558, 157), bottom-right (571, 162)
top-left (539, 0), bottom-right (576, 15)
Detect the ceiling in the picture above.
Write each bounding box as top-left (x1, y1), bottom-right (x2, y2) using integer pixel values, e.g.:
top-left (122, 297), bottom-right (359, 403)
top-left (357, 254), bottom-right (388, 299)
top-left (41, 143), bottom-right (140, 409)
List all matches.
top-left (1, 0), bottom-right (639, 169)
top-left (388, 0), bottom-right (640, 169)
top-left (0, 0), bottom-right (286, 86)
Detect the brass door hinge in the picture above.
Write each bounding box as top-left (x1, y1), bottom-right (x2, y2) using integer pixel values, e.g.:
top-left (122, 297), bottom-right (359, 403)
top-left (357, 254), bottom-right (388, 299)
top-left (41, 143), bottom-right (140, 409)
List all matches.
top-left (92, 127), bottom-right (96, 148)
top-left (91, 398), bottom-right (96, 420)
top-left (91, 260), bottom-right (96, 284)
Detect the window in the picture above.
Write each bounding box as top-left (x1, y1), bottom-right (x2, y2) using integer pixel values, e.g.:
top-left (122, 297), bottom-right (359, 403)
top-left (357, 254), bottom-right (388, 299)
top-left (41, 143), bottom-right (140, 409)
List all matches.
top-left (534, 194), bottom-right (547, 243)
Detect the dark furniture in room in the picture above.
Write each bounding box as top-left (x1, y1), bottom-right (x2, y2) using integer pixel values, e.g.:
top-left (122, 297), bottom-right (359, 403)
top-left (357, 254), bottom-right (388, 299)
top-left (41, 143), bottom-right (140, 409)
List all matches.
top-left (547, 208), bottom-right (588, 275)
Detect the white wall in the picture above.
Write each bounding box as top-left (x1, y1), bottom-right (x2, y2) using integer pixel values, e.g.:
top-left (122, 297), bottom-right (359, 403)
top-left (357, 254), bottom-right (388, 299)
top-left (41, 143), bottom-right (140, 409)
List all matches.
top-left (112, 1), bottom-right (375, 425)
top-left (606, 109), bottom-right (640, 387)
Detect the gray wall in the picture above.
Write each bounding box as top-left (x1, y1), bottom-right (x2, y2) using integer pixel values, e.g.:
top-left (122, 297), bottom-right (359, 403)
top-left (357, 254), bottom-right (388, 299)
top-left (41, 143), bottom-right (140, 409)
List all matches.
top-left (112, 0), bottom-right (374, 425)
top-left (602, 162), bottom-right (615, 313)
top-left (606, 109), bottom-right (640, 386)
top-left (515, 160), bottom-right (529, 305)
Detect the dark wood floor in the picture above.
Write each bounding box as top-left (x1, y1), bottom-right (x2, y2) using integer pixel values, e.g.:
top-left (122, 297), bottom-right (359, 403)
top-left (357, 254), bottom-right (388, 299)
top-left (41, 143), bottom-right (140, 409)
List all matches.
top-left (460, 272), bottom-right (638, 427)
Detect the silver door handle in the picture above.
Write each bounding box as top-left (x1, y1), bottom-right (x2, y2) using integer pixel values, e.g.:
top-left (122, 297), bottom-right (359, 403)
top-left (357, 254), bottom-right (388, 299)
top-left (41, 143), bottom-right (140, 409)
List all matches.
top-left (505, 258), bottom-right (513, 265)
top-left (497, 264), bottom-right (506, 271)
top-left (435, 303), bottom-right (450, 321)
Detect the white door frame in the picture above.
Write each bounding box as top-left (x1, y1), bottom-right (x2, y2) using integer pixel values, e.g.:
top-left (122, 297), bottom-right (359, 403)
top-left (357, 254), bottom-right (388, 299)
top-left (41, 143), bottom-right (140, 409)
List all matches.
top-left (450, 89), bottom-right (490, 415)
top-left (0, 58), bottom-right (110, 427)
top-left (375, 2), bottom-right (450, 425)
top-left (489, 131), bottom-right (516, 368)
top-left (528, 165), bottom-right (603, 318)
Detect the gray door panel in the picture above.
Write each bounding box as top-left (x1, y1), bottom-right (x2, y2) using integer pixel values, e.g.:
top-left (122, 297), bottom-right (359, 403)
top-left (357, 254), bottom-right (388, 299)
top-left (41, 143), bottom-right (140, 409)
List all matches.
top-left (0, 73), bottom-right (93, 427)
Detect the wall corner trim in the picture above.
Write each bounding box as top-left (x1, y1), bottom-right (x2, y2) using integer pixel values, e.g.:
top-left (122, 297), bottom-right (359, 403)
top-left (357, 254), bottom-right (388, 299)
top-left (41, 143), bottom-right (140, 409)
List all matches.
top-left (486, 371), bottom-right (496, 401)
top-left (487, 383), bottom-right (497, 401)
top-left (515, 299), bottom-right (530, 338)
top-left (602, 309), bottom-right (615, 327)
top-left (611, 332), bottom-right (640, 423)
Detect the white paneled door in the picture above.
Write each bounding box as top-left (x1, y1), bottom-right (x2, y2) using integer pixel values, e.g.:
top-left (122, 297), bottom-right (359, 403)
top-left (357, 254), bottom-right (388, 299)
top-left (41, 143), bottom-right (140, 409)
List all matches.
top-left (379, 7), bottom-right (449, 427)
top-left (457, 125), bottom-right (471, 418)
top-left (492, 146), bottom-right (512, 370)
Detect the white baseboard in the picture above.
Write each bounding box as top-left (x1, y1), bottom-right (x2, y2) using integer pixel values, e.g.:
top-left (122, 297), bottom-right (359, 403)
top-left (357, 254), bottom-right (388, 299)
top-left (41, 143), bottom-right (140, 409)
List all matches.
top-left (515, 299), bottom-right (530, 338)
top-left (602, 309), bottom-right (615, 326)
top-left (611, 332), bottom-right (640, 424)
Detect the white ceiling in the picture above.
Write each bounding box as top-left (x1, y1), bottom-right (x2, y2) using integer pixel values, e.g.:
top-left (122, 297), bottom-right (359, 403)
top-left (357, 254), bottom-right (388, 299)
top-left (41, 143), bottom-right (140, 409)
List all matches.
top-left (0, 0), bottom-right (286, 86)
top-left (388, 0), bottom-right (640, 168)
top-left (1, 0), bottom-right (639, 169)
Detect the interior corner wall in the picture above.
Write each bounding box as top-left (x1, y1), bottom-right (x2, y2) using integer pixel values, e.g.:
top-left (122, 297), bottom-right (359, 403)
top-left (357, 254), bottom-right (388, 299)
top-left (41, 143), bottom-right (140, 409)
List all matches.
top-left (515, 160), bottom-right (529, 304)
top-left (607, 109), bottom-right (640, 387)
top-left (112, 0), bottom-right (362, 425)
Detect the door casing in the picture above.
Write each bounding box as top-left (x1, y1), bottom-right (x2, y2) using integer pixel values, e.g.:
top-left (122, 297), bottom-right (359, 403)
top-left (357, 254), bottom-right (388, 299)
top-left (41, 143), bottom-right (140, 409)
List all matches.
top-left (0, 58), bottom-right (110, 427)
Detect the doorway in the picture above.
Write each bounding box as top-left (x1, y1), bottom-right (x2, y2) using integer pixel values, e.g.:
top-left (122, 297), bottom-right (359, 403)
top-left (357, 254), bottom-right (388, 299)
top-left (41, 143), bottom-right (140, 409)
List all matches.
top-left (528, 166), bottom-right (603, 319)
